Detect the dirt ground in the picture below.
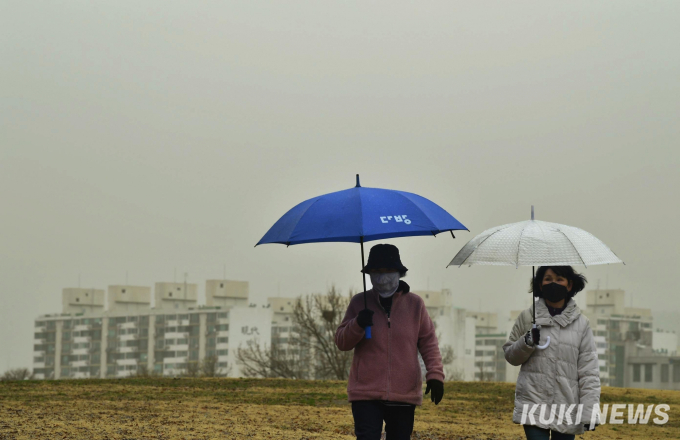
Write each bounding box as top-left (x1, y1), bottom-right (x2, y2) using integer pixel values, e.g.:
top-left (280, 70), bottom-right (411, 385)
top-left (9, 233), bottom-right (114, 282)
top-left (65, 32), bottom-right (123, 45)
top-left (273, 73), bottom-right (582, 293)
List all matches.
top-left (0, 378), bottom-right (678, 439)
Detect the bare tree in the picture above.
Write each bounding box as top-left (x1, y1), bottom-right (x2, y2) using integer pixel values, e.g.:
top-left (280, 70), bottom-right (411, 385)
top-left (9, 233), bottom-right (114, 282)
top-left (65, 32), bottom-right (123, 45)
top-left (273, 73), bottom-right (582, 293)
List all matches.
top-left (477, 360), bottom-right (492, 382)
top-left (1, 368), bottom-right (34, 381)
top-left (236, 341), bottom-right (272, 378)
top-left (236, 339), bottom-right (310, 379)
top-left (182, 361), bottom-right (200, 378)
top-left (197, 354), bottom-right (231, 377)
top-left (293, 285), bottom-right (353, 380)
top-left (200, 354), bottom-right (219, 377)
top-left (134, 363), bottom-right (162, 378)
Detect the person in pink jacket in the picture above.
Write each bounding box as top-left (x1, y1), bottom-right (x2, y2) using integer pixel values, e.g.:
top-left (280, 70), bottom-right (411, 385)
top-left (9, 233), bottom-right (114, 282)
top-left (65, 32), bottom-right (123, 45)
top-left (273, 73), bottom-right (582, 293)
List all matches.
top-left (335, 244), bottom-right (445, 440)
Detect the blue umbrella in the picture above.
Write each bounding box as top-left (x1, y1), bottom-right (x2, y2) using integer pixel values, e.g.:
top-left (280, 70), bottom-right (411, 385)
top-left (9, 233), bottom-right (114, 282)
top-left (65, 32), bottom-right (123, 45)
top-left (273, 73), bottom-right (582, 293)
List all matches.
top-left (256, 175), bottom-right (468, 338)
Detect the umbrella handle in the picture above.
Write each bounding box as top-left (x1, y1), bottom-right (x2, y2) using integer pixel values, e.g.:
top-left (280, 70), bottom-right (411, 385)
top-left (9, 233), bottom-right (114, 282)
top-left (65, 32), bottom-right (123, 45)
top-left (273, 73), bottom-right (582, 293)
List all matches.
top-left (532, 324), bottom-right (550, 349)
top-left (365, 326), bottom-right (371, 339)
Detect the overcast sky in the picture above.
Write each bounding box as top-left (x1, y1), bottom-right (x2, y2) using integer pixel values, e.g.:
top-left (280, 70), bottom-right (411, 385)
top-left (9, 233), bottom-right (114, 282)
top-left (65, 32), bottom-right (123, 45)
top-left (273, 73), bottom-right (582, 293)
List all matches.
top-left (2, 1), bottom-right (679, 370)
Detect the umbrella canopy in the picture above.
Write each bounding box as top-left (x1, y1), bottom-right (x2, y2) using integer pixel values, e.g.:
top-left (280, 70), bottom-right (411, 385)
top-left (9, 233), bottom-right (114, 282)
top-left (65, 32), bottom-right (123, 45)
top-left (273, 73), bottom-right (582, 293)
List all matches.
top-left (257, 175), bottom-right (468, 340)
top-left (448, 219), bottom-right (624, 268)
top-left (257, 176), bottom-right (468, 246)
top-left (447, 207), bottom-right (623, 349)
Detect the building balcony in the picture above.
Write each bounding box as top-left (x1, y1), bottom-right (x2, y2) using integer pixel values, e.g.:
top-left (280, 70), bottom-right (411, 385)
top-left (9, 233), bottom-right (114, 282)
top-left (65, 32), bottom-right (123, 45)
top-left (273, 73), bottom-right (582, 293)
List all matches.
top-left (33, 362), bottom-right (46, 369)
top-left (120, 322), bottom-right (137, 330)
top-left (34, 338), bottom-right (46, 345)
top-left (73, 372), bottom-right (91, 379)
top-left (73, 336), bottom-right (91, 344)
top-left (119, 334), bottom-right (138, 341)
top-left (167, 344), bottom-right (189, 352)
top-left (70, 360), bottom-right (89, 368)
top-left (116, 346), bottom-right (137, 354)
top-left (116, 359), bottom-right (139, 366)
top-left (217, 331), bottom-right (229, 338)
top-left (163, 356), bottom-right (188, 363)
top-left (71, 348), bottom-right (90, 356)
top-left (216, 343), bottom-right (229, 350)
top-left (73, 324), bottom-right (91, 332)
top-left (165, 332), bottom-right (189, 339)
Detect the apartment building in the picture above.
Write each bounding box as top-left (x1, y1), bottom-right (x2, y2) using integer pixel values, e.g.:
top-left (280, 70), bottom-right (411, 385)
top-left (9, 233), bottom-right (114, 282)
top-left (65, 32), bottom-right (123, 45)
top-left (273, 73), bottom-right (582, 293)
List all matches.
top-left (414, 289), bottom-right (476, 381)
top-left (582, 289), bottom-right (653, 387)
top-left (623, 339), bottom-right (680, 391)
top-left (474, 333), bottom-right (508, 382)
top-left (32, 280), bottom-right (267, 380)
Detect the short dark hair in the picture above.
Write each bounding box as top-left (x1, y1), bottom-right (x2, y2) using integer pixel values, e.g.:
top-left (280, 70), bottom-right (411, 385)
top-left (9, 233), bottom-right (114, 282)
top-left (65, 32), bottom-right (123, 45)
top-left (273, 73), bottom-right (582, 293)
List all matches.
top-left (530, 266), bottom-right (587, 300)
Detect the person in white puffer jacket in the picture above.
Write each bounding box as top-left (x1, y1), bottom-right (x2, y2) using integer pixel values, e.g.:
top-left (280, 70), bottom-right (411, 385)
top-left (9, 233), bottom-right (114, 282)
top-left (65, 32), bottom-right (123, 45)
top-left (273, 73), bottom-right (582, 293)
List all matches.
top-left (503, 266), bottom-right (600, 440)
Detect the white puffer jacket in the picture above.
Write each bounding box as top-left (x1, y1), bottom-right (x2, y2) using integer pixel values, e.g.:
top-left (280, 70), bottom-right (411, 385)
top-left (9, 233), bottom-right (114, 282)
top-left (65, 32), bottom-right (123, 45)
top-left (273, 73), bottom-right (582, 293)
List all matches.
top-left (503, 297), bottom-right (600, 435)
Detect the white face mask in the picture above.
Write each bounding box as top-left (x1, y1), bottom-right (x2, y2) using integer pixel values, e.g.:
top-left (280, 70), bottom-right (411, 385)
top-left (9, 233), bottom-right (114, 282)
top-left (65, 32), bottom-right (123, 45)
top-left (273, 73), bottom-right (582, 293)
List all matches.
top-left (369, 272), bottom-right (400, 297)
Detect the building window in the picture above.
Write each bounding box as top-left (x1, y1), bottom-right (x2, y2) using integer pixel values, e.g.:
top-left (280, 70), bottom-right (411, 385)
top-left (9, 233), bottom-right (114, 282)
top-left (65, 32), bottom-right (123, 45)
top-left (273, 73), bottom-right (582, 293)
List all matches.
top-left (644, 364), bottom-right (653, 383)
top-left (673, 365), bottom-right (680, 383)
top-left (661, 364), bottom-right (669, 383)
top-left (633, 364), bottom-right (641, 382)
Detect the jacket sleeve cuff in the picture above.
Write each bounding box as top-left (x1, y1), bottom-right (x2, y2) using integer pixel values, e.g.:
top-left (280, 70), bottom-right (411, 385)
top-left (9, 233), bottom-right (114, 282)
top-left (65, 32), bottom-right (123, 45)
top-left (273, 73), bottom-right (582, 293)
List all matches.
top-left (425, 372), bottom-right (445, 383)
top-left (520, 335), bottom-right (536, 352)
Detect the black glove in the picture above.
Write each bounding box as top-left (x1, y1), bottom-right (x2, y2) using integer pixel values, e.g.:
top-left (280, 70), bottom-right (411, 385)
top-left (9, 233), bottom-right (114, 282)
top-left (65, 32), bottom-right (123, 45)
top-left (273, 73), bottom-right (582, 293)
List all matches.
top-left (424, 379), bottom-right (444, 405)
top-left (356, 309), bottom-right (374, 329)
top-left (531, 327), bottom-right (541, 345)
top-left (525, 327), bottom-right (541, 346)
top-left (584, 424), bottom-right (596, 431)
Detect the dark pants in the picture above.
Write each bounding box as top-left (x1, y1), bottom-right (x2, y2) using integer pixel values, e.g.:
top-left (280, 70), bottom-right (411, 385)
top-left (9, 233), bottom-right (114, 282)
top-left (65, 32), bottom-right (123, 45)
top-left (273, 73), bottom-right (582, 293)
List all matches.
top-left (352, 400), bottom-right (416, 440)
top-left (523, 425), bottom-right (575, 440)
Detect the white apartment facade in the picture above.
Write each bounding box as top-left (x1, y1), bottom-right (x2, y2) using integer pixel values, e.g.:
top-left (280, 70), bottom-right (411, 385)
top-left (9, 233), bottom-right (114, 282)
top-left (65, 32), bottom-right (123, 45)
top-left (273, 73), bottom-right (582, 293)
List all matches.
top-left (32, 280), bottom-right (274, 380)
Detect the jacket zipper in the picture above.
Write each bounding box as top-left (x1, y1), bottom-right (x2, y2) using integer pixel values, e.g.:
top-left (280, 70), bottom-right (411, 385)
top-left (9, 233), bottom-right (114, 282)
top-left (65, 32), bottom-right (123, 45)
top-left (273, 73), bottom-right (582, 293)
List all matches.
top-left (378, 295), bottom-right (394, 400)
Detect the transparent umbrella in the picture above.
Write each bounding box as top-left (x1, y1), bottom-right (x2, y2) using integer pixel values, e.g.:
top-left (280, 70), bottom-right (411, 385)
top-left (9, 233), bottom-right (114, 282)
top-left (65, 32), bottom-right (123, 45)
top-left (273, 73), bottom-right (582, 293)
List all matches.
top-left (447, 206), bottom-right (624, 349)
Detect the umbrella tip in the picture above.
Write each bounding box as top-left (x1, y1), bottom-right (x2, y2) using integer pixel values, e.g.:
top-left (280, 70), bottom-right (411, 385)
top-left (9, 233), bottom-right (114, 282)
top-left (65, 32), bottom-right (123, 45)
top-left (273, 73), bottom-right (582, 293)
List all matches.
top-left (356, 174), bottom-right (361, 187)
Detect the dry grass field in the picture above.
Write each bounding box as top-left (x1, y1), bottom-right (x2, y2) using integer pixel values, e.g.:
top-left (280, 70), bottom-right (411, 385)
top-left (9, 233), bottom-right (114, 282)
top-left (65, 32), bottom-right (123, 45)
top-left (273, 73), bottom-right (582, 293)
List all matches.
top-left (0, 378), bottom-right (678, 439)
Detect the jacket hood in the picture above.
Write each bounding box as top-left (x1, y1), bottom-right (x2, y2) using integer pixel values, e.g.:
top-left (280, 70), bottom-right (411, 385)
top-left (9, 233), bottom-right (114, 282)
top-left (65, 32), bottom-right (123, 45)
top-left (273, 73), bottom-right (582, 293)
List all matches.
top-left (534, 297), bottom-right (581, 327)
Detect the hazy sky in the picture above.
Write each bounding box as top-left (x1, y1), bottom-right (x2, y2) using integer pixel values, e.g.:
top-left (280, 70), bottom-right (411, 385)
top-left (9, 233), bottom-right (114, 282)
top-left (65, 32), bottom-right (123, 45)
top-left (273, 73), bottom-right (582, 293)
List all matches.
top-left (2, 1), bottom-right (679, 370)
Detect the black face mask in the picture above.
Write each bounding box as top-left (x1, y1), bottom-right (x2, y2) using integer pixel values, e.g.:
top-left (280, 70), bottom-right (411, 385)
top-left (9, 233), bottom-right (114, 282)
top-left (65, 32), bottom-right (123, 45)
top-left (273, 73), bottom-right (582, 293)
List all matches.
top-left (542, 282), bottom-right (569, 303)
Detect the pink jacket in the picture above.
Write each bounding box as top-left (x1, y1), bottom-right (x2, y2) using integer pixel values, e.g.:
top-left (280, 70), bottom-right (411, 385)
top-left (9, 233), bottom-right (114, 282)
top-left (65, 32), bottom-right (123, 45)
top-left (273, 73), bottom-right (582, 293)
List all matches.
top-left (335, 281), bottom-right (444, 405)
